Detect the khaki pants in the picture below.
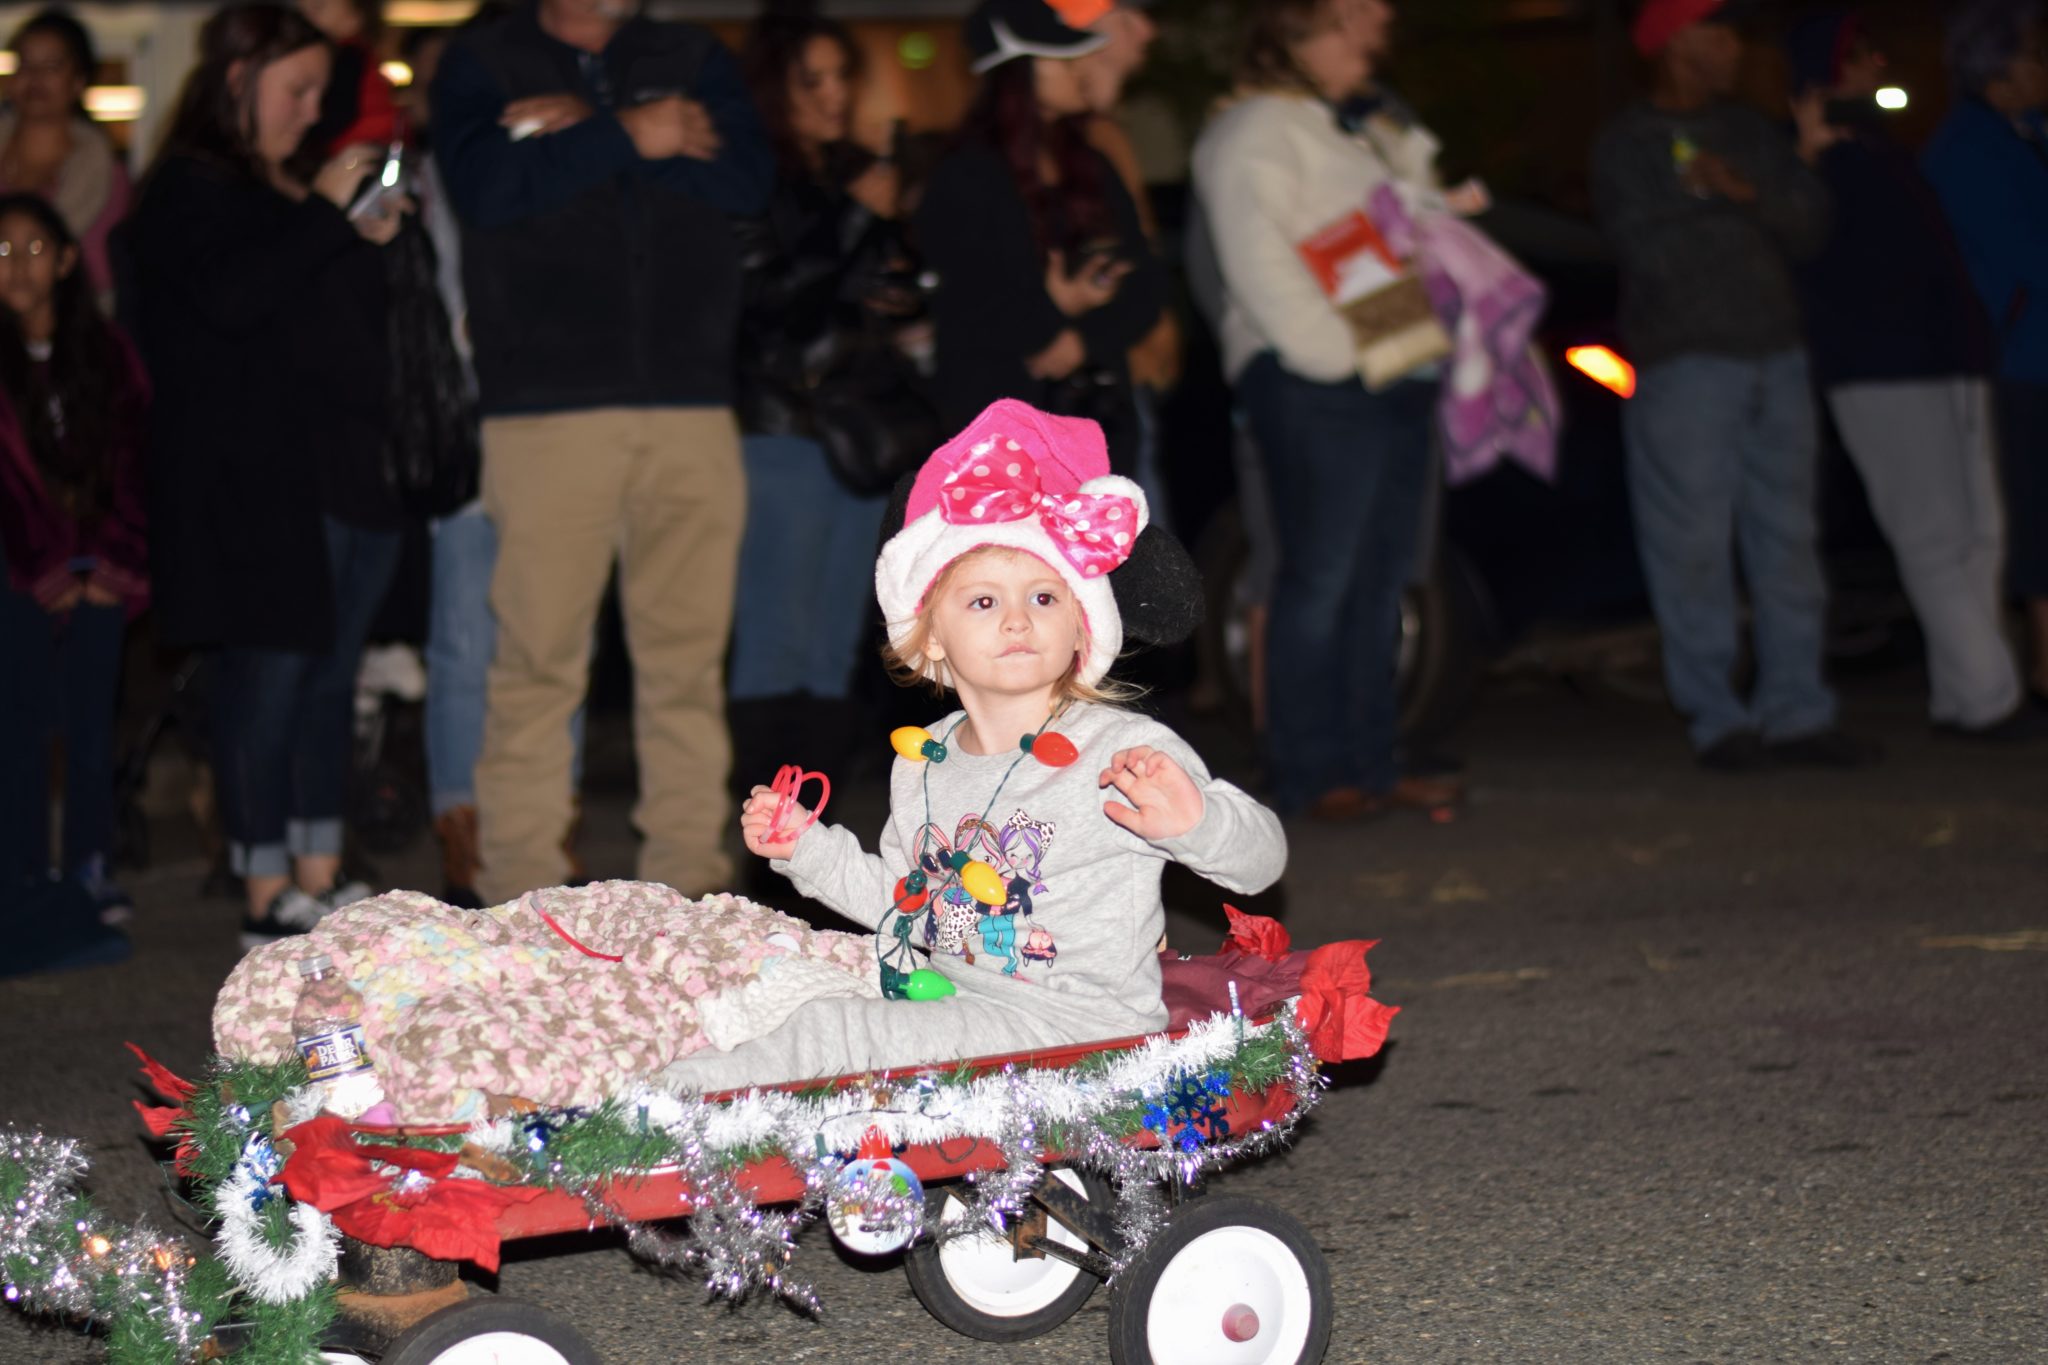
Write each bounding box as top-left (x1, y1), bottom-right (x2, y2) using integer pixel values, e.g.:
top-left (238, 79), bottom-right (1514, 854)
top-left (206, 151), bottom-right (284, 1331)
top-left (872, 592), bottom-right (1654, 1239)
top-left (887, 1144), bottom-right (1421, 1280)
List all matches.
top-left (474, 407), bottom-right (742, 901)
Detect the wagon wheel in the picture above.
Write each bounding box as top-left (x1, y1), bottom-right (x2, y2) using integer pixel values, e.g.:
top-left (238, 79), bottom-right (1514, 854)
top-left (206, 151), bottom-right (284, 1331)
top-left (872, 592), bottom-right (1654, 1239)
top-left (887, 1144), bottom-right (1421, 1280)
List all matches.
top-left (377, 1298), bottom-right (602, 1365)
top-left (1106, 1196), bottom-right (1332, 1365)
top-left (904, 1167), bottom-right (1110, 1342)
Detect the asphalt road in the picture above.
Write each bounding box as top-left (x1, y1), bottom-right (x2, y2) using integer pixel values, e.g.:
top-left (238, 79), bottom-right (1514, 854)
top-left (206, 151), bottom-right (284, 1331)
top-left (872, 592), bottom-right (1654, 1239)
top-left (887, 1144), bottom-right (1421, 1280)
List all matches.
top-left (3, 662), bottom-right (2044, 1365)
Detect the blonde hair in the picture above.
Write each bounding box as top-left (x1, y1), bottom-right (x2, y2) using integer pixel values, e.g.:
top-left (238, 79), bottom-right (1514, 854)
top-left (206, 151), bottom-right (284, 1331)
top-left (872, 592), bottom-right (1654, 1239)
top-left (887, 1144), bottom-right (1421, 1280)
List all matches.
top-left (882, 547), bottom-right (1142, 705)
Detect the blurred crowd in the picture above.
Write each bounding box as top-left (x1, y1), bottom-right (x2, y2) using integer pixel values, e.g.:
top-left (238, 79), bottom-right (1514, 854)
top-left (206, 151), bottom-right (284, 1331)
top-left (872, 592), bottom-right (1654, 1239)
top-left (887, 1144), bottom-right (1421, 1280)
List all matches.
top-left (1593, 0), bottom-right (2047, 769)
top-left (1, 0), bottom-right (2042, 970)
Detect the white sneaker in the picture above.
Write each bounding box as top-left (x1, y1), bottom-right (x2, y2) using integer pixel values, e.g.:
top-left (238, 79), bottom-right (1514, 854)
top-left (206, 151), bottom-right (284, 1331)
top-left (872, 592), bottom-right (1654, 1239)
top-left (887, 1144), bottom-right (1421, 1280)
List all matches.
top-left (357, 644), bottom-right (427, 703)
top-left (320, 880), bottom-right (374, 912)
top-left (240, 887), bottom-right (335, 951)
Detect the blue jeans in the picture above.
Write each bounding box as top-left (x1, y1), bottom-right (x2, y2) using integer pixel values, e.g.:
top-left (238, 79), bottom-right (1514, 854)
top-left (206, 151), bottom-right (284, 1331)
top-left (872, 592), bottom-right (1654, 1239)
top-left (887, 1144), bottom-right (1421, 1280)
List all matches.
top-left (1238, 353), bottom-right (1435, 810)
top-left (213, 517), bottom-right (401, 877)
top-left (0, 592), bottom-right (123, 881)
top-left (729, 434), bottom-right (889, 701)
top-left (1624, 351), bottom-right (1836, 750)
top-left (425, 503), bottom-right (583, 815)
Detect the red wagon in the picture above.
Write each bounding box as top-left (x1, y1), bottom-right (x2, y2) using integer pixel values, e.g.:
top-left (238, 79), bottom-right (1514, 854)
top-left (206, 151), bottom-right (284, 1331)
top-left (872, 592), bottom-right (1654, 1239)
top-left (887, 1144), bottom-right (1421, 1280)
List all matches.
top-left (295, 1019), bottom-right (1334, 1365)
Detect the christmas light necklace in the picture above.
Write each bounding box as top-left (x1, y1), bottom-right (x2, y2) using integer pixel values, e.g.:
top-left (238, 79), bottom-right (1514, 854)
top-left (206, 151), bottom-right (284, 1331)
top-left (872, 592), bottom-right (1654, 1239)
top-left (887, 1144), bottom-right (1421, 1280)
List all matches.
top-left (875, 699), bottom-right (1077, 1000)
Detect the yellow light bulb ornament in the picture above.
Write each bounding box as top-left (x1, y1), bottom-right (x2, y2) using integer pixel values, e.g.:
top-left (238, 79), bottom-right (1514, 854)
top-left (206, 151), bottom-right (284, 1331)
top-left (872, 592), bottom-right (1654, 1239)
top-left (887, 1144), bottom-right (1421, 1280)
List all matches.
top-left (958, 859), bottom-right (1007, 906)
top-left (889, 726), bottom-right (949, 763)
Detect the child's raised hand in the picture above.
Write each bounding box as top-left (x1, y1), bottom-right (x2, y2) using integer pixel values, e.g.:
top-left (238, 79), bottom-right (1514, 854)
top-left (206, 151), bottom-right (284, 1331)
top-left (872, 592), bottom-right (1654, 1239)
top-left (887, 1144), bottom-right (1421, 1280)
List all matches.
top-left (1098, 747), bottom-right (1205, 842)
top-left (740, 785), bottom-right (804, 860)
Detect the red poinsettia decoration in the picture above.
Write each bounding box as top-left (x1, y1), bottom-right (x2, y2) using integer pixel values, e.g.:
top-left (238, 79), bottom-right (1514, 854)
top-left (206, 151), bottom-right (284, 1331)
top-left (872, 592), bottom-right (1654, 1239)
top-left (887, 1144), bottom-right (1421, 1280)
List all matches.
top-left (127, 1042), bottom-right (201, 1174)
top-left (1223, 904), bottom-right (1292, 961)
top-left (1296, 941), bottom-right (1400, 1064)
top-left (276, 1116), bottom-right (542, 1271)
top-left (1182, 909), bottom-right (1399, 1061)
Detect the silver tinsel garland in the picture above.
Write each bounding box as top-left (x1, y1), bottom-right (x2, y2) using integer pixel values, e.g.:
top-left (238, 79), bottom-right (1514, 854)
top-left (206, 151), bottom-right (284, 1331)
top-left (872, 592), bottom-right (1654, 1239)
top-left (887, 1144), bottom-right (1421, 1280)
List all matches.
top-left (568, 1096), bottom-right (823, 1313)
top-left (0, 1007), bottom-right (1329, 1362)
top-left (0, 1128), bottom-right (207, 1357)
top-left (483, 1008), bottom-right (1327, 1301)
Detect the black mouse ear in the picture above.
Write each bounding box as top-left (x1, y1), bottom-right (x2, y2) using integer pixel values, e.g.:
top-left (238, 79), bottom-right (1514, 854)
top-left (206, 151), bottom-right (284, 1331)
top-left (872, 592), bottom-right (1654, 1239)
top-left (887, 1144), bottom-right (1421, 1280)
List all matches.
top-left (877, 468), bottom-right (919, 557)
top-left (1112, 522), bottom-right (1204, 647)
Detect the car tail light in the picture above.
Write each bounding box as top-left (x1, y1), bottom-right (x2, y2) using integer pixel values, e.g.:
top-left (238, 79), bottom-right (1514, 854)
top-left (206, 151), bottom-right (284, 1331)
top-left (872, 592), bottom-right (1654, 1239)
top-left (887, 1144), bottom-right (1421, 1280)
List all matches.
top-left (1566, 345), bottom-right (1636, 399)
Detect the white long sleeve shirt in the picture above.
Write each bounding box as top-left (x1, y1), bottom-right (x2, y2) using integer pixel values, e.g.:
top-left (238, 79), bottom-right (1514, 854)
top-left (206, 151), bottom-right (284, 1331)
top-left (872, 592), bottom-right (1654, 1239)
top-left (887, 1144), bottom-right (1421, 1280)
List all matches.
top-left (1192, 91), bottom-right (1444, 384)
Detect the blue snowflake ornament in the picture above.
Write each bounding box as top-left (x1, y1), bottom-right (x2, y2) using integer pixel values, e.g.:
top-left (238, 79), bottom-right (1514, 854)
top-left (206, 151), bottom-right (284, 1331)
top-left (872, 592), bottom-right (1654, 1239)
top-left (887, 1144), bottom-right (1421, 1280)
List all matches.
top-left (1141, 1066), bottom-right (1234, 1152)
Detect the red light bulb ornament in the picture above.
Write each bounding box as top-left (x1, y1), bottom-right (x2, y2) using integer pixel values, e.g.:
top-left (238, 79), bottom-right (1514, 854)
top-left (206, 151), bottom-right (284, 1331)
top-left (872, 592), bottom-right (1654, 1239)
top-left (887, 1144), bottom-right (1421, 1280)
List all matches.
top-left (1020, 730), bottom-right (1078, 767)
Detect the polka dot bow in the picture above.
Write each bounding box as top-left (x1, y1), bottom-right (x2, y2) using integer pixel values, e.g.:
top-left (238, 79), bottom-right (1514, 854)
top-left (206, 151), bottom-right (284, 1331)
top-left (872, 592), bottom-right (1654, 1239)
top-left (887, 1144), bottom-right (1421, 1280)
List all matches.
top-left (937, 435), bottom-right (1139, 579)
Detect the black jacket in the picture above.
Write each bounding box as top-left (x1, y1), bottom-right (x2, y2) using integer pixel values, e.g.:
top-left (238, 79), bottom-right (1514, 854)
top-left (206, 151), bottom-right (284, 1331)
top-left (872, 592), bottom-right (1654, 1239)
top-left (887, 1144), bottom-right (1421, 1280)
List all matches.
top-left (913, 140), bottom-right (1164, 473)
top-left (734, 158), bottom-right (913, 438)
top-left (1799, 123), bottom-right (1990, 387)
top-left (129, 154), bottom-right (392, 652)
top-left (430, 6), bottom-right (773, 416)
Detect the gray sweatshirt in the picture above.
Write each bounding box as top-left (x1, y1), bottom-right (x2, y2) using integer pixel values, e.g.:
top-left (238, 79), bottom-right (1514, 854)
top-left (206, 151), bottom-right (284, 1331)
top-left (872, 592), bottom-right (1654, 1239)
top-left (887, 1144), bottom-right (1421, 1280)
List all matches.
top-left (792, 703), bottom-right (1284, 1045)
top-left (1591, 101), bottom-right (1831, 366)
top-left (660, 705), bottom-right (1286, 1090)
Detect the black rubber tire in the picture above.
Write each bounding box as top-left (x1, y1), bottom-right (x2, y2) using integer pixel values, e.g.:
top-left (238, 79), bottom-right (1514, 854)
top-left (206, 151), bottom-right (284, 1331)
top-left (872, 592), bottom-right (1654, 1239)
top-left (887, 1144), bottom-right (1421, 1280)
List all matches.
top-left (1106, 1196), bottom-right (1333, 1365)
top-left (904, 1169), bottom-right (1110, 1343)
top-left (1397, 547), bottom-right (1490, 748)
top-left (1192, 497), bottom-right (1490, 748)
top-left (378, 1298), bottom-right (602, 1365)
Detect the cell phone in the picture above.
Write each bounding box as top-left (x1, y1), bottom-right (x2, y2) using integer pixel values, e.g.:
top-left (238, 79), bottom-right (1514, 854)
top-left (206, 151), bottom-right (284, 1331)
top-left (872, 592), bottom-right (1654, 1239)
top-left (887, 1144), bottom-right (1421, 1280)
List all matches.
top-left (347, 142), bottom-right (406, 220)
top-left (1073, 239), bottom-right (1125, 288)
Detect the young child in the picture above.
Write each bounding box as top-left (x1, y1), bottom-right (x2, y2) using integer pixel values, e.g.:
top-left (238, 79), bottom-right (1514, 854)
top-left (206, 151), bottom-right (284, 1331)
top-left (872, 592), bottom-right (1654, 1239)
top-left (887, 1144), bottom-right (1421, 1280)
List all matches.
top-left (0, 191), bottom-right (149, 926)
top-left (668, 399), bottom-right (1286, 1089)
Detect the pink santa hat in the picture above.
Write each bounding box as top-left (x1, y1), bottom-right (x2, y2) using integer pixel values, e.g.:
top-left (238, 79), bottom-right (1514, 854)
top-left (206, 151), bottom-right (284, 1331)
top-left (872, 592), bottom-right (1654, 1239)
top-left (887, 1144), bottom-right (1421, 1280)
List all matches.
top-left (875, 399), bottom-right (1150, 687)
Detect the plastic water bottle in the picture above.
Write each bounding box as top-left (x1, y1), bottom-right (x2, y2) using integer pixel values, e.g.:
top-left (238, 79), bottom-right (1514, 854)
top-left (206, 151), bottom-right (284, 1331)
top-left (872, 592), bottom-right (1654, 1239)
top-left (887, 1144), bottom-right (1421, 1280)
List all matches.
top-left (291, 955), bottom-right (385, 1119)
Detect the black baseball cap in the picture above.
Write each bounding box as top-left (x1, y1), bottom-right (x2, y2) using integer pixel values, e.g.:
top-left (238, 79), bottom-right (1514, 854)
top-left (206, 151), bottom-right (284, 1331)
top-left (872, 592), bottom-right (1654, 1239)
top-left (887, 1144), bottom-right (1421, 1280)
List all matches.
top-left (964, 0), bottom-right (1112, 74)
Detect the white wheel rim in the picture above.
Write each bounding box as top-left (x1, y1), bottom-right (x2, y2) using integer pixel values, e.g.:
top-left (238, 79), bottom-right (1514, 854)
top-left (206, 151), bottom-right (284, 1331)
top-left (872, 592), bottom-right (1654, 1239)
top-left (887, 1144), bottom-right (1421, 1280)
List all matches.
top-left (1144, 1224), bottom-right (1314, 1364)
top-left (423, 1332), bottom-right (574, 1364)
top-left (320, 1354), bottom-right (372, 1364)
top-left (934, 1168), bottom-right (1088, 1318)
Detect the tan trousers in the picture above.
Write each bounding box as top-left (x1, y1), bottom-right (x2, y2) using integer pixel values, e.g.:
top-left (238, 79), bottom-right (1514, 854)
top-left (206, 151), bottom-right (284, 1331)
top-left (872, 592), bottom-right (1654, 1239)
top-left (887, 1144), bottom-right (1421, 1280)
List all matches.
top-left (475, 407), bottom-right (742, 901)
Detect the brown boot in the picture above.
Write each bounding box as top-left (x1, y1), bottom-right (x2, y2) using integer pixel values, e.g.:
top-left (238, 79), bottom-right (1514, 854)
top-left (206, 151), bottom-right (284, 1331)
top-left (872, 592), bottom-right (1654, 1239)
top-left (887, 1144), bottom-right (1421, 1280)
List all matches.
top-left (435, 805), bottom-right (484, 908)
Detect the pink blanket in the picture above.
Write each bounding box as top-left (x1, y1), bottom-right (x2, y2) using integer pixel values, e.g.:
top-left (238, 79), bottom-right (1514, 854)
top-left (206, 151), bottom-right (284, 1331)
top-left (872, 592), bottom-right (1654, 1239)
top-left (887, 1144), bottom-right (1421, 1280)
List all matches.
top-left (1371, 183), bottom-right (1559, 488)
top-left (213, 882), bottom-right (875, 1122)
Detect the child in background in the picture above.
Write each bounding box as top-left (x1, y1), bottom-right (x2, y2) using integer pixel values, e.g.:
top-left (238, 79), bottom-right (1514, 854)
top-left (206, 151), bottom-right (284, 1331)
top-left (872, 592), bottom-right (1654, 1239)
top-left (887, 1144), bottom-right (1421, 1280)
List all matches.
top-left (0, 192), bottom-right (149, 923)
top-left (668, 398), bottom-right (1285, 1089)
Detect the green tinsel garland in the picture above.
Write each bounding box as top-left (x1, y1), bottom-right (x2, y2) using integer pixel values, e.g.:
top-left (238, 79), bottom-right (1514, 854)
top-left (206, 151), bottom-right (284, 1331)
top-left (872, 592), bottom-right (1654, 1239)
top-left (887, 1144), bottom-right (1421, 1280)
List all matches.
top-left (0, 1050), bottom-right (338, 1365)
top-left (507, 1024), bottom-right (1299, 1191)
top-left (6, 1018), bottom-right (1307, 1362)
top-left (173, 1056), bottom-right (309, 1200)
top-left (0, 1138), bottom-right (342, 1365)
top-left (104, 1260), bottom-right (229, 1365)
top-left (221, 1281), bottom-right (337, 1365)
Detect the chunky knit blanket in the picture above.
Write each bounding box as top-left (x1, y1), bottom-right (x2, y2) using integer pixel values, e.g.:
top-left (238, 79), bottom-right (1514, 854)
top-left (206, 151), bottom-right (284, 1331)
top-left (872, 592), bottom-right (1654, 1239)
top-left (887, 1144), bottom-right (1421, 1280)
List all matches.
top-left (212, 881), bottom-right (878, 1122)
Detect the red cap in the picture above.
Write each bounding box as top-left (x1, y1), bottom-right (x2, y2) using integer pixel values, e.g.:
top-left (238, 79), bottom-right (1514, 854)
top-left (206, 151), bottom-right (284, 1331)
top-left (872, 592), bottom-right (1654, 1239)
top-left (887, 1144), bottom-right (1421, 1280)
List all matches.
top-left (1632, 0), bottom-right (1726, 57)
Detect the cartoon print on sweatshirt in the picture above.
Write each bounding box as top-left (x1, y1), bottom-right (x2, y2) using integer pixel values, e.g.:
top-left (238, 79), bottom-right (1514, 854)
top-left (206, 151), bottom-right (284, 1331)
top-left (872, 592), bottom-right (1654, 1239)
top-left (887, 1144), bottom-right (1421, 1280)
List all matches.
top-left (1021, 925), bottom-right (1058, 965)
top-left (915, 822), bottom-right (983, 960)
top-left (915, 808), bottom-right (1059, 977)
